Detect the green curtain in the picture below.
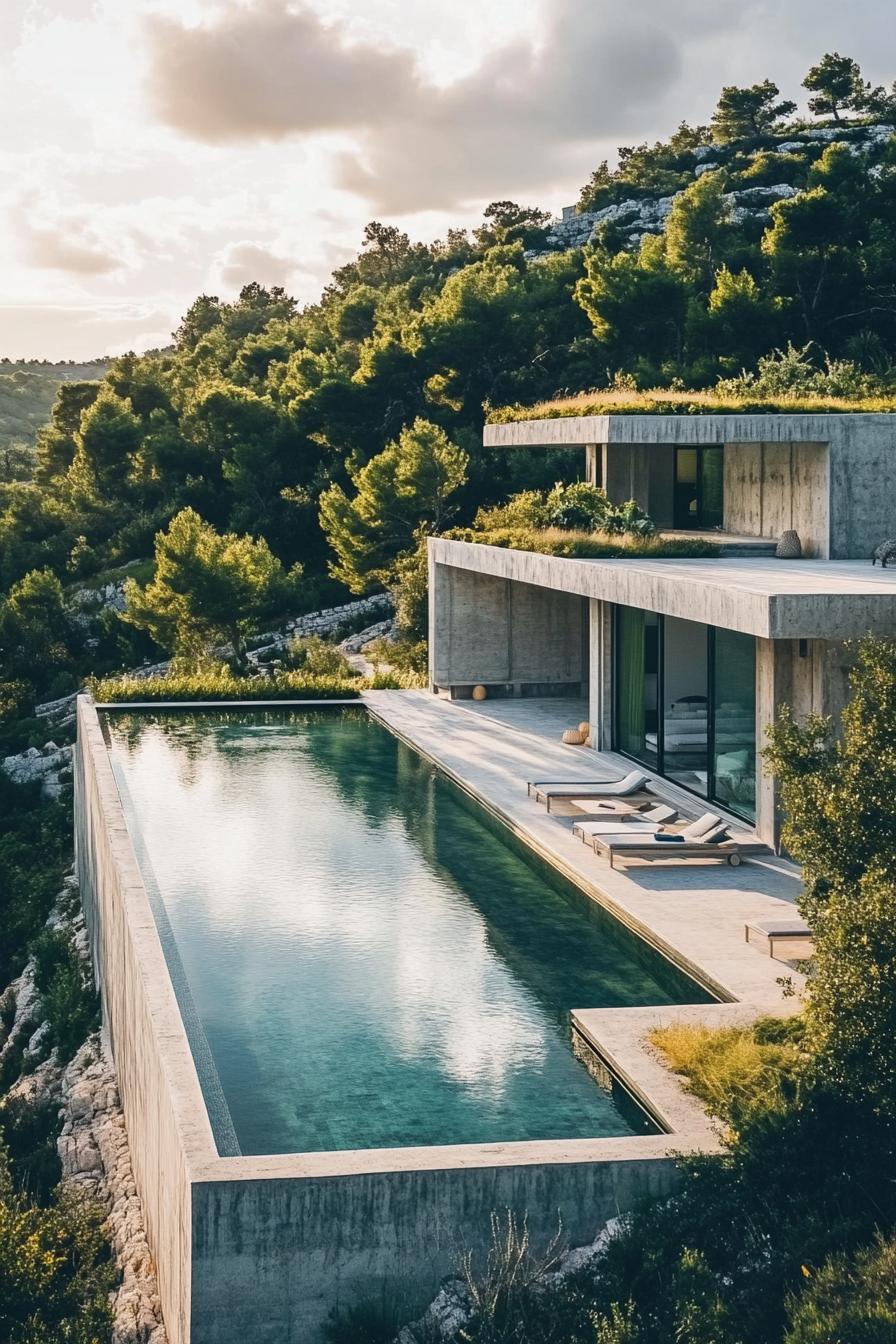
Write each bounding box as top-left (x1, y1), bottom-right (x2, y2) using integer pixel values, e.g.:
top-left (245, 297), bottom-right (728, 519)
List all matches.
top-left (617, 608), bottom-right (645, 754)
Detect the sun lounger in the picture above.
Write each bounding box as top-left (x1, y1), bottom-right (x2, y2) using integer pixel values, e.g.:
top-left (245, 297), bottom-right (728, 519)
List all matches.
top-left (573, 804), bottom-right (678, 846)
top-left (528, 771), bottom-right (650, 812)
top-left (591, 812), bottom-right (746, 868)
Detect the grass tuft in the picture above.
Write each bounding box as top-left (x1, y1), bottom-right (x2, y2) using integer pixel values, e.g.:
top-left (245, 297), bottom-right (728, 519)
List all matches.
top-left (650, 1017), bottom-right (806, 1124)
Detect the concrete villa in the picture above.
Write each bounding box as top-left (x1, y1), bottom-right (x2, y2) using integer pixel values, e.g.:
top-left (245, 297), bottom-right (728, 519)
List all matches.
top-left (430, 412), bottom-right (896, 848)
top-left (74, 409), bottom-right (896, 1343)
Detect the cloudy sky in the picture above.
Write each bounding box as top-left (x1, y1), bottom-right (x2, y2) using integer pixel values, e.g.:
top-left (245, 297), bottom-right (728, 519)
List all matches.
top-left (2, 0), bottom-right (895, 360)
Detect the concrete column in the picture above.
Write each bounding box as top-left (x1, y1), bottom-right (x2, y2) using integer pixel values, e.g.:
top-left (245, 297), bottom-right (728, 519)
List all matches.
top-left (589, 600), bottom-right (614, 750)
top-left (584, 444), bottom-right (601, 486)
top-left (755, 637), bottom-right (792, 851)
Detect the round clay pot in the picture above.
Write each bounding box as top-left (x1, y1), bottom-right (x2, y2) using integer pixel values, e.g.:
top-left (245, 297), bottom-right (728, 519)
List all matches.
top-left (562, 728), bottom-right (588, 745)
top-left (471, 684), bottom-right (488, 701)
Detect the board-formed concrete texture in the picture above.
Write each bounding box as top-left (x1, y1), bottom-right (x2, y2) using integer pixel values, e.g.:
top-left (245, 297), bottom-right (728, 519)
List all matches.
top-left (484, 413), bottom-right (896, 559)
top-left (76, 694), bottom-right (733, 1344)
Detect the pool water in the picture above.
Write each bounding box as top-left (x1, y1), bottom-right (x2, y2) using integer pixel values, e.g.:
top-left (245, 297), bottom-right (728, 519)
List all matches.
top-left (104, 709), bottom-right (710, 1156)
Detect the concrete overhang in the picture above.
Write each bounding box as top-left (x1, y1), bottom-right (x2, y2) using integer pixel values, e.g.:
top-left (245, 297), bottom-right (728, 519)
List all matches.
top-left (483, 412), bottom-right (896, 450)
top-left (429, 538), bottom-right (896, 640)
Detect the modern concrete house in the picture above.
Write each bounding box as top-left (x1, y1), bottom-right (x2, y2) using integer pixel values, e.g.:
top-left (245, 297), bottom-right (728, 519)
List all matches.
top-left (429, 413), bottom-right (896, 846)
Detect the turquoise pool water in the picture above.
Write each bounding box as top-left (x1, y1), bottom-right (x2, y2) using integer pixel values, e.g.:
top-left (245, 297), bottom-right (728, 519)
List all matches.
top-left (104, 709), bottom-right (710, 1156)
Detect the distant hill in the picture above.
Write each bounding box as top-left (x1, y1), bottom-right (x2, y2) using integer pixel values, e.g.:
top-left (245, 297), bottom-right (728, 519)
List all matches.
top-left (0, 360), bottom-right (109, 480)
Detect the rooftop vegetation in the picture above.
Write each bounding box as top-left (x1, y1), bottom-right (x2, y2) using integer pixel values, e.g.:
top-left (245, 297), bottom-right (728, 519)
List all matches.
top-left (488, 388), bottom-right (896, 422)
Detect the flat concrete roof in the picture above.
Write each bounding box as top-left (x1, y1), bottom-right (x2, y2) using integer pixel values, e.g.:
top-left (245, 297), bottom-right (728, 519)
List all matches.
top-left (430, 538), bottom-right (896, 639)
top-left (484, 412), bottom-right (896, 450)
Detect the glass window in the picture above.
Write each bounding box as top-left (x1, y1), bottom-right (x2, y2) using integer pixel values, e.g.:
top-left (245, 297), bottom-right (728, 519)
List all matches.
top-left (712, 629), bottom-right (757, 822)
top-left (674, 447), bottom-right (724, 530)
top-left (699, 448), bottom-right (724, 529)
top-left (662, 617), bottom-right (708, 797)
top-left (616, 608), bottom-right (658, 770)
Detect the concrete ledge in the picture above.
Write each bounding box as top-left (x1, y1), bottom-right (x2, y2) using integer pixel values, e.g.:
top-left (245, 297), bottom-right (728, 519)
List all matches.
top-left (484, 412), bottom-right (896, 449)
top-left (429, 538), bottom-right (896, 640)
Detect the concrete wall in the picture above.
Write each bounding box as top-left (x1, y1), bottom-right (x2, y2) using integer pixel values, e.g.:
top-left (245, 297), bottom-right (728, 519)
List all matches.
top-left (429, 562), bottom-right (587, 692)
top-left (190, 1154), bottom-right (677, 1342)
top-left (724, 441), bottom-right (829, 556)
top-left (75, 698), bottom-right (198, 1344)
top-left (755, 638), bottom-right (855, 847)
top-left (603, 444), bottom-right (675, 525)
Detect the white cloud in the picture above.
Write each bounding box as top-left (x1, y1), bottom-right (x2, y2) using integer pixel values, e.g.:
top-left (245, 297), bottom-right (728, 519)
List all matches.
top-left (1, 0), bottom-right (895, 357)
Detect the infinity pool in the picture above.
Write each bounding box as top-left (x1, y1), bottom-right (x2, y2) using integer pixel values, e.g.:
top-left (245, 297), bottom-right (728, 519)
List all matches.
top-left (104, 708), bottom-right (709, 1156)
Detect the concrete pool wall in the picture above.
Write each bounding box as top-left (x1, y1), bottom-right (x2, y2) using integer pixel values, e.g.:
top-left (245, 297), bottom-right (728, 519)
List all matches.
top-left (75, 694), bottom-right (713, 1344)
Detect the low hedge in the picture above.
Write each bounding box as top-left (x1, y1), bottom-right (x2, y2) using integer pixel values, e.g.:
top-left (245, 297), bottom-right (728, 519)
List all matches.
top-left (461, 526), bottom-right (720, 559)
top-left (90, 672), bottom-right (392, 703)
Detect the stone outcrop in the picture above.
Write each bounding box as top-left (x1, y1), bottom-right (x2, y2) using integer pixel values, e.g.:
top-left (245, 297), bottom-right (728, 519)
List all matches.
top-left (1, 740), bottom-right (73, 797)
top-left (0, 868), bottom-right (167, 1344)
top-left (526, 121), bottom-right (895, 258)
top-left (59, 1041), bottom-right (168, 1344)
top-left (396, 1218), bottom-right (621, 1341)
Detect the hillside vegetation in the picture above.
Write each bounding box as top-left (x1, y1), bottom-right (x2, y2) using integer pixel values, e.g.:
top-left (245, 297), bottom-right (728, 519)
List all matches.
top-left (0, 362), bottom-right (109, 482)
top-left (3, 55), bottom-right (896, 1344)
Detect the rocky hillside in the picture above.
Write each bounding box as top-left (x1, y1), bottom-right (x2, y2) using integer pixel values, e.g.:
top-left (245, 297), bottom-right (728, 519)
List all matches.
top-left (531, 121), bottom-right (895, 257)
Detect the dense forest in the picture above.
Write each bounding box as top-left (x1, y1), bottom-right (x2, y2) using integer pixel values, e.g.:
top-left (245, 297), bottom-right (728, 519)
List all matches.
top-left (2, 53), bottom-right (896, 1344)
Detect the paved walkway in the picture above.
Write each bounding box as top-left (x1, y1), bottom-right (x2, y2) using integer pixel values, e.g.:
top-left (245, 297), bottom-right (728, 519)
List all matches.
top-left (365, 690), bottom-right (804, 1014)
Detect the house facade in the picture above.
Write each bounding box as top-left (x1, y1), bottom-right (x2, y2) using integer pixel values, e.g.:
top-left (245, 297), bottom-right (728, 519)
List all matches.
top-left (428, 414), bottom-right (896, 848)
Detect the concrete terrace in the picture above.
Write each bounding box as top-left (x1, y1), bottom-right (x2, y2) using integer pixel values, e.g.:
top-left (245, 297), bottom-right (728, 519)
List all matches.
top-left (366, 689), bottom-right (804, 1009)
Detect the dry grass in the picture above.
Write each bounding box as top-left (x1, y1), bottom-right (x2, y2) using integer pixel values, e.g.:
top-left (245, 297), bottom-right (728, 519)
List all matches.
top-left (468, 525), bottom-right (720, 558)
top-left (488, 388), bottom-right (896, 423)
top-left (650, 1018), bottom-right (805, 1122)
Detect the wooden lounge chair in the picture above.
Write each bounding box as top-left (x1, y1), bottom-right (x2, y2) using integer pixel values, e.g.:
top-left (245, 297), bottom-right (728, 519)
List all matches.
top-left (592, 812), bottom-right (747, 868)
top-left (573, 804), bottom-right (678, 847)
top-left (529, 770), bottom-right (651, 812)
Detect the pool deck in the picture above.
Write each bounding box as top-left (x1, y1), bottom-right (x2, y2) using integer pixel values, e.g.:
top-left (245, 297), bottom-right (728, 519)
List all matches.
top-left (365, 689), bottom-right (806, 1139)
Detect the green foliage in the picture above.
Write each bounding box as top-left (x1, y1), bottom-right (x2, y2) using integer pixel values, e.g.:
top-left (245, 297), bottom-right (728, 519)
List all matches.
top-left (0, 363), bottom-right (107, 473)
top-left (319, 419), bottom-right (468, 593)
top-left (764, 638), bottom-right (896, 1117)
top-left (0, 1145), bottom-right (114, 1344)
top-left (0, 776), bottom-right (70, 989)
top-left (123, 508), bottom-right (303, 666)
top-left (711, 80), bottom-right (797, 143)
top-left (282, 635), bottom-right (357, 678)
top-left (29, 929), bottom-right (99, 1065)
top-left (717, 342), bottom-right (877, 399)
top-left (0, 568), bottom-right (81, 699)
top-left (784, 1234), bottom-right (896, 1343)
top-left (90, 670), bottom-right (364, 701)
top-left (803, 53), bottom-right (873, 123)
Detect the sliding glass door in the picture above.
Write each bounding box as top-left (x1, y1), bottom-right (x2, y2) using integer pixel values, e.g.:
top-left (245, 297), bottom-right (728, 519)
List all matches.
top-left (712, 629), bottom-right (757, 819)
top-left (615, 608), bottom-right (659, 770)
top-left (614, 610), bottom-right (756, 823)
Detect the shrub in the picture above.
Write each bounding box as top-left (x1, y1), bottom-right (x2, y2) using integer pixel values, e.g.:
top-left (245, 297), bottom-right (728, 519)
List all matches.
top-left (784, 1234), bottom-right (896, 1343)
top-left (650, 1017), bottom-right (805, 1126)
top-left (30, 928), bottom-right (99, 1065)
top-left (0, 1145), bottom-right (114, 1344)
top-left (282, 635), bottom-right (357, 678)
top-left (763, 637), bottom-right (896, 1117)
